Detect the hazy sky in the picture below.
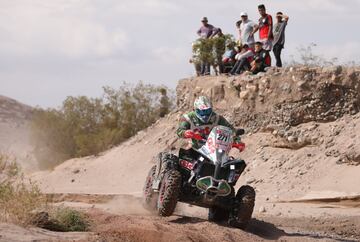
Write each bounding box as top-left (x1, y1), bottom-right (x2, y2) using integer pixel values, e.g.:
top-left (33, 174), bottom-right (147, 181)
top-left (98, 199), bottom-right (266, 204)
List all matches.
top-left (1, 0), bottom-right (359, 107)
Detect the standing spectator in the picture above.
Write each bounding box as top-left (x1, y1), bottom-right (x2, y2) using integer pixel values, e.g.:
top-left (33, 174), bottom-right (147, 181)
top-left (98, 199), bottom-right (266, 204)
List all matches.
top-left (196, 17), bottom-right (219, 75)
top-left (229, 44), bottom-right (254, 75)
top-left (252, 4), bottom-right (273, 52)
top-left (213, 28), bottom-right (228, 74)
top-left (197, 17), bottom-right (219, 39)
top-left (189, 40), bottom-right (201, 76)
top-left (159, 88), bottom-right (170, 118)
top-left (273, 12), bottom-right (289, 67)
top-left (250, 42), bottom-right (271, 74)
top-left (235, 20), bottom-right (242, 46)
top-left (238, 12), bottom-right (256, 48)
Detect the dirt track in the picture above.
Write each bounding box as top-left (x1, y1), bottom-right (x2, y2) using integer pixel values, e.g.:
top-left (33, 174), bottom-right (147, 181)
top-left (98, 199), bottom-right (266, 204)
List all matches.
top-left (88, 211), bottom-right (360, 242)
top-left (44, 194), bottom-right (359, 242)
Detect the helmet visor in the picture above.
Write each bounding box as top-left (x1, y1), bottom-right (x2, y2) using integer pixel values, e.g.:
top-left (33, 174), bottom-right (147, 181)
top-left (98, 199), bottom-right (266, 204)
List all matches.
top-left (196, 108), bottom-right (212, 116)
top-left (196, 108), bottom-right (212, 122)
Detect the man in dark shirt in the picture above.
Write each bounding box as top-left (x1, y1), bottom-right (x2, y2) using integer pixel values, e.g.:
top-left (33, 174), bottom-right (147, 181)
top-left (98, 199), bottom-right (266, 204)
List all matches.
top-left (250, 42), bottom-right (271, 74)
top-left (273, 12), bottom-right (289, 67)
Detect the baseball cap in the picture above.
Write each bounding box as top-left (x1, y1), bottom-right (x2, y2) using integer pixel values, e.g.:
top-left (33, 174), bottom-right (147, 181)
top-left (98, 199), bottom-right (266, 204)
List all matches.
top-left (201, 17), bottom-right (208, 22)
top-left (240, 12), bottom-right (248, 17)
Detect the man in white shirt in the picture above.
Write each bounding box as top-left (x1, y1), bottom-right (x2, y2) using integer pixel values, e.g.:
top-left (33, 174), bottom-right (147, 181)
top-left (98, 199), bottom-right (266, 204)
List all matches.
top-left (238, 12), bottom-right (257, 48)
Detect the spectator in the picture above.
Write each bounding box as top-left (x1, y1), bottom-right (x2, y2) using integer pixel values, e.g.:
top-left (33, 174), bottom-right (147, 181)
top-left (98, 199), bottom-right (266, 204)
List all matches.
top-left (273, 12), bottom-right (289, 67)
top-left (250, 41), bottom-right (271, 74)
top-left (229, 44), bottom-right (254, 75)
top-left (197, 17), bottom-right (219, 39)
top-left (222, 42), bottom-right (237, 73)
top-left (235, 20), bottom-right (242, 46)
top-left (189, 40), bottom-right (201, 76)
top-left (252, 4), bottom-right (273, 52)
top-left (213, 28), bottom-right (227, 74)
top-left (238, 12), bottom-right (256, 48)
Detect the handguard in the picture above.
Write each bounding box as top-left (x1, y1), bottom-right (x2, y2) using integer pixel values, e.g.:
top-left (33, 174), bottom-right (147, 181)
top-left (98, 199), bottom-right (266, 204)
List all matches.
top-left (232, 142), bottom-right (246, 152)
top-left (183, 130), bottom-right (203, 140)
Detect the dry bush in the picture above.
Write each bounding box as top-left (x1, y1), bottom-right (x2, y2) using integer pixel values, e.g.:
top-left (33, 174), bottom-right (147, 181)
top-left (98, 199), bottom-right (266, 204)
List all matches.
top-left (0, 154), bottom-right (46, 226)
top-left (50, 207), bottom-right (89, 232)
top-left (288, 43), bottom-right (338, 67)
top-left (0, 154), bottom-right (89, 231)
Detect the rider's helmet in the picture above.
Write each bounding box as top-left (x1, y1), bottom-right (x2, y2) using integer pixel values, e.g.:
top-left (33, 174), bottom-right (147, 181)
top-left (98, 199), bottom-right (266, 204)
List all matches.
top-left (194, 96), bottom-right (213, 123)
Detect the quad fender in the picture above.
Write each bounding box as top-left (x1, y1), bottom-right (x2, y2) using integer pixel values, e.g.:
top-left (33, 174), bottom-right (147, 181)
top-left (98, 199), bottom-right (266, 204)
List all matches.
top-left (152, 152), bottom-right (179, 190)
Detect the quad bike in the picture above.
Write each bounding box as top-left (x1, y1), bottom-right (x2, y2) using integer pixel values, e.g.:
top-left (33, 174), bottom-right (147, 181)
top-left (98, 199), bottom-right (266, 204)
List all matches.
top-left (142, 125), bottom-right (255, 229)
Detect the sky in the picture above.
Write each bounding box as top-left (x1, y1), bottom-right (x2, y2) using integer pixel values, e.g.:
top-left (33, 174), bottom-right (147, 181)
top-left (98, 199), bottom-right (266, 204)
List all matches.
top-left (1, 0), bottom-right (359, 107)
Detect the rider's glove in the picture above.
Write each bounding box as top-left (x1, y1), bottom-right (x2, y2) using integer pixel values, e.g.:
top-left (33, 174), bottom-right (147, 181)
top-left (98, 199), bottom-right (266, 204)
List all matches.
top-left (183, 130), bottom-right (203, 140)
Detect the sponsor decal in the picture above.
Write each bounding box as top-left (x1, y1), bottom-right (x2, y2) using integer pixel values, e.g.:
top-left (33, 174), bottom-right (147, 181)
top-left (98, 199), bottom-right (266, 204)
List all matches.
top-left (179, 160), bottom-right (194, 170)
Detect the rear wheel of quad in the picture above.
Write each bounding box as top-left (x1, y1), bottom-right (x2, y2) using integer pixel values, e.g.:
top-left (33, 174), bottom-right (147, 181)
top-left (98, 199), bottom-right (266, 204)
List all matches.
top-left (229, 185), bottom-right (255, 229)
top-left (157, 170), bottom-right (182, 216)
top-left (142, 165), bottom-right (157, 211)
top-left (208, 207), bottom-right (229, 222)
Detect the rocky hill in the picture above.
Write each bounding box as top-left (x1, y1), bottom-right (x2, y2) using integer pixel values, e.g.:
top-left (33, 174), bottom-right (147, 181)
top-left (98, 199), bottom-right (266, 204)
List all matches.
top-left (30, 66), bottom-right (360, 241)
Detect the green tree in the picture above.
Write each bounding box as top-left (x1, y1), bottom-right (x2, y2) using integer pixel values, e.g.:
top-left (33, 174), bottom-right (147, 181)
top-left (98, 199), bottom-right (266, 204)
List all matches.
top-left (31, 82), bottom-right (174, 169)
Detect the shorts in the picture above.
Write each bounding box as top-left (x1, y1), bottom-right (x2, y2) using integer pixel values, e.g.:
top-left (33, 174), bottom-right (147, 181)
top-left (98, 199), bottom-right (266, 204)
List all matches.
top-left (260, 39), bottom-right (273, 51)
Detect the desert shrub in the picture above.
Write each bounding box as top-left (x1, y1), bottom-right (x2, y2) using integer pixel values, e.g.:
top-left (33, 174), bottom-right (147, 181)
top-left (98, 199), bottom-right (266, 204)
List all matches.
top-left (0, 154), bottom-right (46, 226)
top-left (47, 207), bottom-right (89, 232)
top-left (289, 43), bottom-right (338, 66)
top-left (31, 82), bottom-right (174, 168)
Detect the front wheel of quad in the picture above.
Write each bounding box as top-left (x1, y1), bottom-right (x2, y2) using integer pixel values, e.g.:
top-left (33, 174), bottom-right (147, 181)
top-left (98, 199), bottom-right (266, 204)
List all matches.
top-left (208, 207), bottom-right (229, 222)
top-left (157, 170), bottom-right (182, 216)
top-left (229, 185), bottom-right (255, 229)
top-left (142, 165), bottom-right (157, 211)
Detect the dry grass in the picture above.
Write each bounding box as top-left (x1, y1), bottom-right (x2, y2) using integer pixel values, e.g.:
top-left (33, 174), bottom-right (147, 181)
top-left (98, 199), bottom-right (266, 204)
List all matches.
top-left (0, 153), bottom-right (46, 226)
top-left (0, 153), bottom-right (90, 231)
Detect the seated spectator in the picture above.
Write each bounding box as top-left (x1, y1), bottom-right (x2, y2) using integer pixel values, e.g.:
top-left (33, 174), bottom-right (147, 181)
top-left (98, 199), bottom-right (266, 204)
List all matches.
top-left (250, 41), bottom-right (271, 74)
top-left (222, 43), bottom-right (239, 74)
top-left (228, 44), bottom-right (254, 75)
top-left (197, 17), bottom-right (219, 39)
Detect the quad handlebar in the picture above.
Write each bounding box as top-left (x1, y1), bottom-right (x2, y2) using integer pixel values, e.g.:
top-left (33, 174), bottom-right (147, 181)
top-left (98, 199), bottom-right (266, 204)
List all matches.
top-left (183, 130), bottom-right (246, 152)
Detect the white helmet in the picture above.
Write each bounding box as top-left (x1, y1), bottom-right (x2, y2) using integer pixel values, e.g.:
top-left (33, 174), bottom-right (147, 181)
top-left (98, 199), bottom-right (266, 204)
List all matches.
top-left (194, 96), bottom-right (213, 123)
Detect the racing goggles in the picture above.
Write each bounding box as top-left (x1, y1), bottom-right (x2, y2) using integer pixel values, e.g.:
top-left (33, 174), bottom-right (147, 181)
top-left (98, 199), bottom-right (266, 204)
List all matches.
top-left (196, 108), bottom-right (212, 117)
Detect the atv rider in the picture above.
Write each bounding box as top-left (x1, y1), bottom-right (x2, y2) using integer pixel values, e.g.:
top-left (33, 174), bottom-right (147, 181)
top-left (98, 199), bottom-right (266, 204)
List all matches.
top-left (177, 96), bottom-right (241, 148)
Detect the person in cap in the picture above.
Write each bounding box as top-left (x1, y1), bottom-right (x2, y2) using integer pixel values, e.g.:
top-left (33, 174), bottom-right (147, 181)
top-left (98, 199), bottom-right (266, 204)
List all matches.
top-left (252, 4), bottom-right (273, 51)
top-left (272, 12), bottom-right (289, 67)
top-left (197, 17), bottom-right (219, 39)
top-left (238, 12), bottom-right (257, 48)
